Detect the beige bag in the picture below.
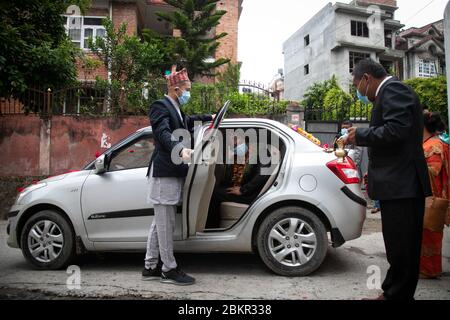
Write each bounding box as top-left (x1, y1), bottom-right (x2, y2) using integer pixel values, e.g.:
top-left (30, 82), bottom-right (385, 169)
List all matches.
top-left (424, 172), bottom-right (449, 232)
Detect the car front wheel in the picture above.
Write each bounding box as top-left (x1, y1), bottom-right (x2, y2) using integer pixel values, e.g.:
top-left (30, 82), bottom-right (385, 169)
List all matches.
top-left (257, 206), bottom-right (328, 277)
top-left (20, 210), bottom-right (75, 270)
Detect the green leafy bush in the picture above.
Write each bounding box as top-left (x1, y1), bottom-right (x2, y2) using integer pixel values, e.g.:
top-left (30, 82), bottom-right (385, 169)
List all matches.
top-left (182, 83), bottom-right (288, 116)
top-left (323, 87), bottom-right (352, 121)
top-left (405, 76), bottom-right (448, 122)
top-left (301, 75), bottom-right (339, 108)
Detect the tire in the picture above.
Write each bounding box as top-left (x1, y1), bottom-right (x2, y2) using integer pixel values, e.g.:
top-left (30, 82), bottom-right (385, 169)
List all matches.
top-left (256, 206), bottom-right (328, 277)
top-left (20, 210), bottom-right (76, 270)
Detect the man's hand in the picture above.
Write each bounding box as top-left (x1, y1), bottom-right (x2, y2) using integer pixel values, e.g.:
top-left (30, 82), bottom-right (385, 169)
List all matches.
top-left (344, 127), bottom-right (357, 145)
top-left (227, 186), bottom-right (242, 196)
top-left (181, 148), bottom-right (194, 163)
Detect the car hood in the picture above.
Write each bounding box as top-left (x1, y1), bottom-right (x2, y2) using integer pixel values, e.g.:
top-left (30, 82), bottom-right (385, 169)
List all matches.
top-left (40, 170), bottom-right (90, 184)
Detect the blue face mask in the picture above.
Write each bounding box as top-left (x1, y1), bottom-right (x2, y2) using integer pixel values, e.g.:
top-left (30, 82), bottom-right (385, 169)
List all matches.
top-left (356, 77), bottom-right (371, 105)
top-left (341, 128), bottom-right (349, 136)
top-left (177, 90), bottom-right (191, 106)
top-left (357, 90), bottom-right (371, 105)
top-left (234, 143), bottom-right (248, 157)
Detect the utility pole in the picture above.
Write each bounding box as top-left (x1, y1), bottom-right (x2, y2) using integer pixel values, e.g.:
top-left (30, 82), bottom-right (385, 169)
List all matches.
top-left (444, 0), bottom-right (450, 270)
top-left (446, 1), bottom-right (450, 127)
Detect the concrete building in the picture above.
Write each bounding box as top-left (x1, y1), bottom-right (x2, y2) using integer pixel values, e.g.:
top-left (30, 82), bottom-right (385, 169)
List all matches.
top-left (283, 0), bottom-right (404, 101)
top-left (269, 69), bottom-right (285, 101)
top-left (397, 20), bottom-right (446, 79)
top-left (64, 0), bottom-right (243, 82)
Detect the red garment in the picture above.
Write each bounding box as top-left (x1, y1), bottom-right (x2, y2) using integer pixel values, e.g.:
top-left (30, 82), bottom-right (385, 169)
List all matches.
top-left (420, 136), bottom-right (449, 278)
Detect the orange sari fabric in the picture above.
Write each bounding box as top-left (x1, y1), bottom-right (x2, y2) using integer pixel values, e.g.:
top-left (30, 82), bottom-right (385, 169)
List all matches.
top-left (420, 137), bottom-right (449, 278)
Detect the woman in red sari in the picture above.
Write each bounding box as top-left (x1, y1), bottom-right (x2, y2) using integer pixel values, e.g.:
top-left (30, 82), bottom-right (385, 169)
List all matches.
top-left (421, 111), bottom-right (450, 279)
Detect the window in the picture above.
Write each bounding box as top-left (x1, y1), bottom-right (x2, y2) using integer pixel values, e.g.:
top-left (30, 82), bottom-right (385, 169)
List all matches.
top-left (304, 35), bottom-right (310, 47)
top-left (304, 64), bottom-right (310, 75)
top-left (418, 59), bottom-right (437, 78)
top-left (349, 51), bottom-right (371, 73)
top-left (63, 15), bottom-right (106, 49)
top-left (384, 30), bottom-right (393, 48)
top-left (109, 136), bottom-right (155, 172)
top-left (351, 20), bottom-right (369, 38)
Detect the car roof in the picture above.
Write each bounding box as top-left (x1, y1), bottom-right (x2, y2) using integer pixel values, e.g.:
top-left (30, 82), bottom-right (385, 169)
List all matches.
top-left (136, 118), bottom-right (291, 134)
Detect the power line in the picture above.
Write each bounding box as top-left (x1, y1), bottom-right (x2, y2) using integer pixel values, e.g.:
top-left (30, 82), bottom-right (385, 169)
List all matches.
top-left (403, 0), bottom-right (437, 24)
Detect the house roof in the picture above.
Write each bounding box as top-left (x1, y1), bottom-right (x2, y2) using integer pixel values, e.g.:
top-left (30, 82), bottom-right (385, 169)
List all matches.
top-left (399, 20), bottom-right (444, 38)
top-left (405, 35), bottom-right (445, 52)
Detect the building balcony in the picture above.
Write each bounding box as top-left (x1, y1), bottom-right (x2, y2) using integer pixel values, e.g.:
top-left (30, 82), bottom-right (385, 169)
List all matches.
top-left (331, 41), bottom-right (387, 53)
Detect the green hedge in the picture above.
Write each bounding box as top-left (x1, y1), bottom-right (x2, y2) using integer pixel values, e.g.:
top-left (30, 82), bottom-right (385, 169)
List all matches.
top-left (405, 76), bottom-right (448, 122)
top-left (182, 83), bottom-right (289, 116)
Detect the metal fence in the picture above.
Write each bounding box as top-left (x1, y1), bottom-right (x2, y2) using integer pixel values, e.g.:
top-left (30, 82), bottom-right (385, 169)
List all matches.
top-left (1, 81), bottom-right (284, 117)
top-left (304, 103), bottom-right (372, 123)
top-left (0, 82), bottom-right (167, 117)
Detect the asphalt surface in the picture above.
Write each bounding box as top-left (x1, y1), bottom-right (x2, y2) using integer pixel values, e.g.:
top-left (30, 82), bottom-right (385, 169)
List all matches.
top-left (0, 212), bottom-right (449, 300)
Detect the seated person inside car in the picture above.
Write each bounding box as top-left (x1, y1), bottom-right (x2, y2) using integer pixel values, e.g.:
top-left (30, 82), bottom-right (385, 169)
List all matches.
top-left (206, 137), bottom-right (272, 228)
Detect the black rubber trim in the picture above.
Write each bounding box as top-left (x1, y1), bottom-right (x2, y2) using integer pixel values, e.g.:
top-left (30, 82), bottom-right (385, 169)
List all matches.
top-left (330, 228), bottom-right (345, 248)
top-left (8, 210), bottom-right (19, 218)
top-left (88, 207), bottom-right (182, 220)
top-left (341, 186), bottom-right (367, 207)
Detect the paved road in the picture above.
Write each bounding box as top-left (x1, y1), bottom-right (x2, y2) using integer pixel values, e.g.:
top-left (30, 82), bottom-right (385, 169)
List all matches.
top-left (0, 214), bottom-right (449, 300)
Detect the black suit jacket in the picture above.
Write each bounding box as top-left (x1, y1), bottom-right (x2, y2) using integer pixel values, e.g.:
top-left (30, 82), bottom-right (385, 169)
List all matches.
top-left (355, 78), bottom-right (432, 200)
top-left (146, 97), bottom-right (212, 178)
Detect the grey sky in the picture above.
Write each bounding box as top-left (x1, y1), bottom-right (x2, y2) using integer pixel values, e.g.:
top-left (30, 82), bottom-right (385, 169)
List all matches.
top-left (237, 0), bottom-right (448, 85)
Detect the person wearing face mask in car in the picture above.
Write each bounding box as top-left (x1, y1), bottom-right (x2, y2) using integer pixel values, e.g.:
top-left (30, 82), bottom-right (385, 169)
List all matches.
top-left (206, 137), bottom-right (271, 229)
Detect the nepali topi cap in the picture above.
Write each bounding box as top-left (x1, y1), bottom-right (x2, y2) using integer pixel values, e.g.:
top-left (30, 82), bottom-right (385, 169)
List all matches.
top-left (166, 68), bottom-right (190, 87)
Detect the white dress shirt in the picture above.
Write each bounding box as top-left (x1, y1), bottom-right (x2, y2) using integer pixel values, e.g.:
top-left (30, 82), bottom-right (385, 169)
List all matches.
top-left (164, 94), bottom-right (184, 124)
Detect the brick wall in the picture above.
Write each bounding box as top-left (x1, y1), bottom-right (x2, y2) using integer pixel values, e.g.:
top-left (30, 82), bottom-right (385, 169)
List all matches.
top-left (76, 53), bottom-right (108, 82)
top-left (0, 115), bottom-right (150, 177)
top-left (0, 116), bottom-right (42, 176)
top-left (112, 1), bottom-right (138, 35)
top-left (216, 0), bottom-right (240, 64)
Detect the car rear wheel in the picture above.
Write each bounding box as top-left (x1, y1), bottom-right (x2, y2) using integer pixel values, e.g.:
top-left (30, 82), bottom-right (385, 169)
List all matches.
top-left (20, 210), bottom-right (75, 270)
top-left (257, 206), bottom-right (328, 277)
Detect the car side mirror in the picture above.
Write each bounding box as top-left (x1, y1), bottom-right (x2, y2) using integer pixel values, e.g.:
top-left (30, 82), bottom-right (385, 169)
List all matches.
top-left (94, 154), bottom-right (107, 175)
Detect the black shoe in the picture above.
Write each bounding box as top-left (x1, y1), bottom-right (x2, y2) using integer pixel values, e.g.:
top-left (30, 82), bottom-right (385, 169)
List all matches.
top-left (142, 266), bottom-right (161, 281)
top-left (160, 267), bottom-right (195, 286)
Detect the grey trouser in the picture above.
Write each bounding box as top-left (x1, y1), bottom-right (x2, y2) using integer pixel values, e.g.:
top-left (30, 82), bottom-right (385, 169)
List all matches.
top-left (144, 165), bottom-right (184, 272)
top-left (144, 204), bottom-right (177, 272)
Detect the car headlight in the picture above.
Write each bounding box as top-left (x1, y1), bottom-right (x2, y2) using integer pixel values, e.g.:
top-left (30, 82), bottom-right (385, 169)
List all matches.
top-left (15, 182), bottom-right (47, 205)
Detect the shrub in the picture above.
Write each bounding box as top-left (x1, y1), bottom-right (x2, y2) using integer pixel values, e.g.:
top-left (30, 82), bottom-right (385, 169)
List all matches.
top-left (405, 76), bottom-right (448, 123)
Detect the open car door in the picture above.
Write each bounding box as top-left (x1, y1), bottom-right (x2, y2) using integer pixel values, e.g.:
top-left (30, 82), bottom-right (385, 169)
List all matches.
top-left (182, 101), bottom-right (230, 238)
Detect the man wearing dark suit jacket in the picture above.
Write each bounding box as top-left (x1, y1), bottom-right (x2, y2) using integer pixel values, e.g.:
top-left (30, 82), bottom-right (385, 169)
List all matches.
top-left (344, 59), bottom-right (432, 300)
top-left (142, 68), bottom-right (214, 285)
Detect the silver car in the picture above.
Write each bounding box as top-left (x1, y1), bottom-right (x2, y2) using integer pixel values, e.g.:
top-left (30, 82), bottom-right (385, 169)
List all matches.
top-left (6, 104), bottom-right (366, 276)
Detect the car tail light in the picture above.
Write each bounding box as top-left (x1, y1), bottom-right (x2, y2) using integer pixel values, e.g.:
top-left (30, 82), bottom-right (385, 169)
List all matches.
top-left (326, 157), bottom-right (360, 184)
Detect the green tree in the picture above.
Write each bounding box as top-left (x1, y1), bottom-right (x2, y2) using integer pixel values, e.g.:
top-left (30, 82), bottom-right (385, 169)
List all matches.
top-left (0, 0), bottom-right (89, 98)
top-left (323, 87), bottom-right (353, 121)
top-left (218, 62), bottom-right (242, 93)
top-left (88, 18), bottom-right (165, 114)
top-left (155, 0), bottom-right (230, 79)
top-left (405, 76), bottom-right (448, 122)
top-left (141, 29), bottom-right (178, 75)
top-left (301, 75), bottom-right (339, 108)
